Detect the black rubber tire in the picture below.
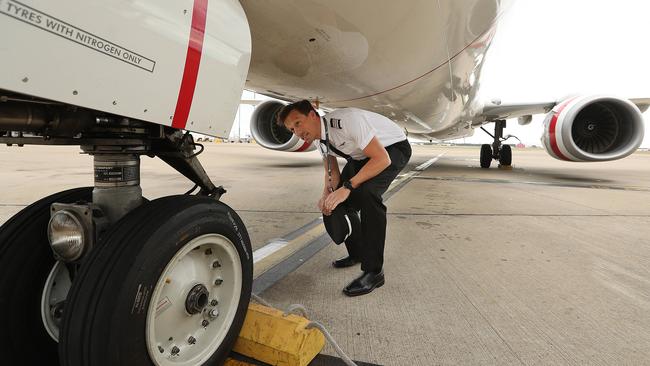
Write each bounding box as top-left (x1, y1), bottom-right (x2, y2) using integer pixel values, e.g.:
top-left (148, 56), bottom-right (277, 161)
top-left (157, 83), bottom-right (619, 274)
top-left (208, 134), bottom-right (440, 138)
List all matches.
top-left (60, 195), bottom-right (253, 366)
top-left (480, 144), bottom-right (492, 168)
top-left (0, 187), bottom-right (93, 365)
top-left (500, 145), bottom-right (512, 166)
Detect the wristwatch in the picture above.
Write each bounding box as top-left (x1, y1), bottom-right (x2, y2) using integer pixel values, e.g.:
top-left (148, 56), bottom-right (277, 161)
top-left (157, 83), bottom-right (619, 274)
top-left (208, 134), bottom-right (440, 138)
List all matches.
top-left (343, 180), bottom-right (355, 191)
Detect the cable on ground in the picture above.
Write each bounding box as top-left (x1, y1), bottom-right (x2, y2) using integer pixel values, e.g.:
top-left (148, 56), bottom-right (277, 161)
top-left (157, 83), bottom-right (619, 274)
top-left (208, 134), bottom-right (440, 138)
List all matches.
top-left (249, 293), bottom-right (358, 366)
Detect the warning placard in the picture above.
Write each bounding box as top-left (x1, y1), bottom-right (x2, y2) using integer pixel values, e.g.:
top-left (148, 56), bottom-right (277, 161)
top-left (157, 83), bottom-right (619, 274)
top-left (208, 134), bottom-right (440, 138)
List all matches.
top-left (0, 0), bottom-right (156, 72)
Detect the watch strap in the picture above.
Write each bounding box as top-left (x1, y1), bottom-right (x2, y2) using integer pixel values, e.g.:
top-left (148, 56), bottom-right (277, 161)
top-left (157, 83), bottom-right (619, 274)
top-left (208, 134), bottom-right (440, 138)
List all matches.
top-left (343, 180), bottom-right (354, 191)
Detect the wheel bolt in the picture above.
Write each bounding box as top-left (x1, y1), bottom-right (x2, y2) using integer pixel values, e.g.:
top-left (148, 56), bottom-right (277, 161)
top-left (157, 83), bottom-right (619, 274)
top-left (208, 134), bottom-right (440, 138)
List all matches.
top-left (214, 278), bottom-right (223, 286)
top-left (202, 320), bottom-right (209, 327)
top-left (212, 261), bottom-right (221, 268)
top-left (188, 336), bottom-right (196, 345)
top-left (209, 309), bottom-right (219, 318)
top-left (210, 299), bottom-right (218, 306)
top-left (204, 248), bottom-right (212, 255)
top-left (158, 346), bottom-right (164, 353)
top-left (171, 346), bottom-right (180, 356)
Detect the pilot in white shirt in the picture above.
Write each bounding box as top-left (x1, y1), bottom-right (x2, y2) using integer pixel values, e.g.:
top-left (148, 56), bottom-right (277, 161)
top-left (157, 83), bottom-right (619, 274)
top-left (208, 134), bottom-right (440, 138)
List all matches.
top-left (278, 100), bottom-right (411, 297)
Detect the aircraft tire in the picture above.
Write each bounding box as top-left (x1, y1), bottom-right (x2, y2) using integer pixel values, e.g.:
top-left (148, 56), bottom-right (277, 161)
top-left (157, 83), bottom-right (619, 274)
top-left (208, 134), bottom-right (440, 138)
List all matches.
top-left (480, 144), bottom-right (492, 168)
top-left (500, 145), bottom-right (512, 166)
top-left (59, 195), bottom-right (253, 366)
top-left (0, 187), bottom-right (93, 365)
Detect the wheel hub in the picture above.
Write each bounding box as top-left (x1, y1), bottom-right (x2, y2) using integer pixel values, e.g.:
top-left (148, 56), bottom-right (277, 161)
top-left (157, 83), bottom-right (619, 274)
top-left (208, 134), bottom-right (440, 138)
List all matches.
top-left (41, 261), bottom-right (73, 342)
top-left (185, 284), bottom-right (209, 315)
top-left (146, 234), bottom-right (243, 365)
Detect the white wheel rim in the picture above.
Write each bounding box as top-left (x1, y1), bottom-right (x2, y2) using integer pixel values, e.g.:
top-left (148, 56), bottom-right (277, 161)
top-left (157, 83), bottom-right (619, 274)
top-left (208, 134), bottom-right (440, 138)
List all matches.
top-left (146, 234), bottom-right (243, 366)
top-left (41, 261), bottom-right (72, 342)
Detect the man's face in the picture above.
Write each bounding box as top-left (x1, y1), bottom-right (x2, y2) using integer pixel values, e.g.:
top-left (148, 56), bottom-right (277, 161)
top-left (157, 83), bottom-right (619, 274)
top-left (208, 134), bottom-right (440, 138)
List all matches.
top-left (283, 109), bottom-right (320, 144)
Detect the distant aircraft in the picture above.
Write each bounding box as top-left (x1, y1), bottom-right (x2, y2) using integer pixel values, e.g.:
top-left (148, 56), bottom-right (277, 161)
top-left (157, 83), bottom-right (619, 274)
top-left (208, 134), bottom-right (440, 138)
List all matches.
top-left (0, 1), bottom-right (647, 365)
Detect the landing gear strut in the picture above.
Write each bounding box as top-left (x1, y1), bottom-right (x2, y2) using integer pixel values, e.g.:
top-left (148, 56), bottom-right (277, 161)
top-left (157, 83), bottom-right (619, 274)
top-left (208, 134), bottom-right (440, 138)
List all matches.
top-left (480, 120), bottom-right (513, 168)
top-left (0, 93), bottom-right (252, 365)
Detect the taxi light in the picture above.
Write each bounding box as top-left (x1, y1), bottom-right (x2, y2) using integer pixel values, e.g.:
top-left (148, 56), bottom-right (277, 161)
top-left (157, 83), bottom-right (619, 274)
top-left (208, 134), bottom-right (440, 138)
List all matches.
top-left (47, 210), bottom-right (86, 261)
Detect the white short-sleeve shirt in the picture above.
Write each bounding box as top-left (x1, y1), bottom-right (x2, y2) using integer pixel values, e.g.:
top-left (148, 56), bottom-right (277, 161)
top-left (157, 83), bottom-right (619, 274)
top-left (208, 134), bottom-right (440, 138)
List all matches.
top-left (318, 108), bottom-right (406, 161)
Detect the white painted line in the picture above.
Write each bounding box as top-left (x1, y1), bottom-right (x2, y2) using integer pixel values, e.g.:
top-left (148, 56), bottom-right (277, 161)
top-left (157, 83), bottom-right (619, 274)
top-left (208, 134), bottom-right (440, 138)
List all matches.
top-left (388, 153), bottom-right (446, 190)
top-left (253, 239), bottom-right (288, 263)
top-left (252, 224), bottom-right (325, 278)
top-left (415, 153), bottom-right (445, 171)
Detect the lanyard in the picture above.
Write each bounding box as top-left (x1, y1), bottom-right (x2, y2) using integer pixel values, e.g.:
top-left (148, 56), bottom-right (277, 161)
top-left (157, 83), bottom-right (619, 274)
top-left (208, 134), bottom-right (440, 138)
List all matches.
top-left (321, 117), bottom-right (356, 192)
top-left (322, 117), bottom-right (334, 193)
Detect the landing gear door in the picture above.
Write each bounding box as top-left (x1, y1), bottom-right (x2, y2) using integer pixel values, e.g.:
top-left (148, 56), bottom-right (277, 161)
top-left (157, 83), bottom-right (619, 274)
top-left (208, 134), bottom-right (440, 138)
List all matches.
top-left (0, 0), bottom-right (251, 138)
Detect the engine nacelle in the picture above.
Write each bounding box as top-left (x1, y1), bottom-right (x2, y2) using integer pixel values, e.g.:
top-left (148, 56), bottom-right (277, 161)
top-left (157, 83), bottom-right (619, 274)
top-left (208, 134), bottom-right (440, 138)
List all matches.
top-left (541, 96), bottom-right (645, 162)
top-left (249, 100), bottom-right (315, 152)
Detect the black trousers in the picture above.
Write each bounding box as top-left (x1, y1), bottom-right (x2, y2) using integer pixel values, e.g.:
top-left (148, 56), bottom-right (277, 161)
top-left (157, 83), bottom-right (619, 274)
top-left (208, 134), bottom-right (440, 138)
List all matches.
top-left (338, 139), bottom-right (412, 272)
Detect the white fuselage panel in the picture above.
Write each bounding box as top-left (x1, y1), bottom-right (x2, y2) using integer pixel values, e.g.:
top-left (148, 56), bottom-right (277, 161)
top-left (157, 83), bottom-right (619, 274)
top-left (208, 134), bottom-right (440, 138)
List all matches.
top-left (241, 0), bottom-right (510, 139)
top-left (0, 0), bottom-right (251, 137)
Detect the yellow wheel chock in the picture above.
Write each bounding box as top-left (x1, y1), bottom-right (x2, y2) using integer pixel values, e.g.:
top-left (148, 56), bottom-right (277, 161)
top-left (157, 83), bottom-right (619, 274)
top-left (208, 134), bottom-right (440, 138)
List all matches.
top-left (226, 303), bottom-right (326, 366)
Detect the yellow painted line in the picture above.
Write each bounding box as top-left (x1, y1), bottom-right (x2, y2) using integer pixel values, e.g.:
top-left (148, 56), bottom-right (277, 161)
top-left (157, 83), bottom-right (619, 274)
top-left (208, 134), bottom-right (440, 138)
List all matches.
top-left (252, 152), bottom-right (445, 278)
top-left (253, 223), bottom-right (325, 278)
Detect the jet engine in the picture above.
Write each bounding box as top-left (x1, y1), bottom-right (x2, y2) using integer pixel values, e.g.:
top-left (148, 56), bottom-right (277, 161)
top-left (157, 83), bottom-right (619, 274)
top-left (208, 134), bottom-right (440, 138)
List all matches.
top-left (541, 96), bottom-right (644, 161)
top-left (249, 100), bottom-right (315, 152)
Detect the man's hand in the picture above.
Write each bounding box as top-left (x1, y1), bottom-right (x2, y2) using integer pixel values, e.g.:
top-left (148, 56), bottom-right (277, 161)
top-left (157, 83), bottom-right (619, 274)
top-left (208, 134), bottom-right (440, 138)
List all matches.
top-left (318, 193), bottom-right (331, 215)
top-left (324, 187), bottom-right (351, 213)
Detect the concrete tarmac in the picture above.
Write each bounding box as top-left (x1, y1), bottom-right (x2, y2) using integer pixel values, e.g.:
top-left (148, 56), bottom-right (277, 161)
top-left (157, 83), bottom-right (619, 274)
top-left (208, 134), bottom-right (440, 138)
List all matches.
top-left (2, 143), bottom-right (650, 365)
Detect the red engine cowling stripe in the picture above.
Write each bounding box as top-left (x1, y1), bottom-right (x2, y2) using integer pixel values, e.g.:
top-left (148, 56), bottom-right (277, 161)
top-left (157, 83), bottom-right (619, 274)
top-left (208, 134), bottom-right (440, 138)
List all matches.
top-left (171, 0), bottom-right (208, 130)
top-left (296, 141), bottom-right (312, 152)
top-left (549, 98), bottom-right (576, 161)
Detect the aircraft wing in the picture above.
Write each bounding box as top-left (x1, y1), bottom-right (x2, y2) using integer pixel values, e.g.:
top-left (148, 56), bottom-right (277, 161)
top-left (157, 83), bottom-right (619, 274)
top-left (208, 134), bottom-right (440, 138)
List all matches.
top-left (473, 95), bottom-right (648, 164)
top-left (630, 98), bottom-right (650, 113)
top-left (479, 100), bottom-right (556, 124)
top-left (240, 99), bottom-right (263, 106)
top-left (478, 97), bottom-right (650, 126)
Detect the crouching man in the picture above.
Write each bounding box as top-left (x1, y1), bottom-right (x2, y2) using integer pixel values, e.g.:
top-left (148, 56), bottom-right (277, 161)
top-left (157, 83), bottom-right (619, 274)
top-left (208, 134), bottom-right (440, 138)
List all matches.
top-left (278, 100), bottom-right (411, 297)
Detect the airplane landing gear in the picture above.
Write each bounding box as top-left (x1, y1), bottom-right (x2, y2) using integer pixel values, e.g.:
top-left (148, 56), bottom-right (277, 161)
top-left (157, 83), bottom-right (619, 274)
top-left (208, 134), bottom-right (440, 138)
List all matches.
top-left (500, 144), bottom-right (512, 166)
top-left (480, 144), bottom-right (492, 168)
top-left (0, 187), bottom-right (93, 365)
top-left (60, 196), bottom-right (252, 366)
top-left (480, 120), bottom-right (515, 168)
top-left (0, 111), bottom-right (253, 365)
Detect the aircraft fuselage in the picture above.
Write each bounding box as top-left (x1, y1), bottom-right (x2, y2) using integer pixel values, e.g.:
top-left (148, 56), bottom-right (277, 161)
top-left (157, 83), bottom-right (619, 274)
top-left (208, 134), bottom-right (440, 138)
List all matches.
top-left (241, 0), bottom-right (510, 139)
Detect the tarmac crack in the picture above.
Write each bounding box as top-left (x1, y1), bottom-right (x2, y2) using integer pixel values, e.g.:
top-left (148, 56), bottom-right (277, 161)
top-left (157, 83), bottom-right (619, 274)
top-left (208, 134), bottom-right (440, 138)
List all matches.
top-left (414, 176), bottom-right (650, 192)
top-left (507, 184), bottom-right (613, 215)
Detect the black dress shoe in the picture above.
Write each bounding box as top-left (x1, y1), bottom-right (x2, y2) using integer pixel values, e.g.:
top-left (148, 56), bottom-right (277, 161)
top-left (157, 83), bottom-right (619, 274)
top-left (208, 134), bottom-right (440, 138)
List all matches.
top-left (343, 271), bottom-right (385, 297)
top-left (331, 256), bottom-right (359, 268)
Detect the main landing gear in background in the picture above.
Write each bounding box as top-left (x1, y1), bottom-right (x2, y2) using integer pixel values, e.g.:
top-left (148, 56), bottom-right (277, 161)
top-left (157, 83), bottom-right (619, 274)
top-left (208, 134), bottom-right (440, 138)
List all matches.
top-left (479, 120), bottom-right (519, 169)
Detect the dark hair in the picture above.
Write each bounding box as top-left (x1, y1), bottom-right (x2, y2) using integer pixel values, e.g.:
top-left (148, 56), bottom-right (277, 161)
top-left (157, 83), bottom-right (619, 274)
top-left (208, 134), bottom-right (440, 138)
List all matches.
top-left (276, 100), bottom-right (317, 126)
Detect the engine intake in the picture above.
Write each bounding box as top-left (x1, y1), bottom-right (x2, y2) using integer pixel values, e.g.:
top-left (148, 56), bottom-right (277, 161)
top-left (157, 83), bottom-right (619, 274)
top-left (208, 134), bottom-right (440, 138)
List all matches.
top-left (249, 100), bottom-right (315, 152)
top-left (541, 96), bottom-right (644, 161)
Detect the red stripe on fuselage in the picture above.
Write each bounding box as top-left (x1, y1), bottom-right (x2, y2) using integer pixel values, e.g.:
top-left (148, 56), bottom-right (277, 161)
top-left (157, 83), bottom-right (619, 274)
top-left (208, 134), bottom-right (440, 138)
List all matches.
top-left (171, 0), bottom-right (208, 130)
top-left (296, 141), bottom-right (312, 152)
top-left (548, 98), bottom-right (577, 161)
